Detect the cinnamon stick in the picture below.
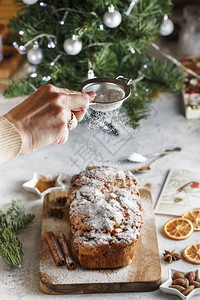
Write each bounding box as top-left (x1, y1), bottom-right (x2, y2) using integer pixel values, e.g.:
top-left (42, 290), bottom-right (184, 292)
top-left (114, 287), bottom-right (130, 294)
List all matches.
top-left (57, 233), bottom-right (76, 269)
top-left (45, 231), bottom-right (65, 266)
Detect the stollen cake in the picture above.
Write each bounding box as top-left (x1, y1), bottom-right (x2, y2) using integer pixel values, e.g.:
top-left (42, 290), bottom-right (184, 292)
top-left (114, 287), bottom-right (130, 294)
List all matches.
top-left (68, 166), bottom-right (142, 269)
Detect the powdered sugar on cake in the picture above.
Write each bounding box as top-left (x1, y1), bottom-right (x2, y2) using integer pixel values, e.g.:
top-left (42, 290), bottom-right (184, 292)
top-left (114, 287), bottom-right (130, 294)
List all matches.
top-left (69, 166), bottom-right (142, 247)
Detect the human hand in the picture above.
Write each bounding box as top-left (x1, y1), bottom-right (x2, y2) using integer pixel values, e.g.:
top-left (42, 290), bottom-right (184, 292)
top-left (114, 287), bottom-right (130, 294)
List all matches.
top-left (4, 84), bottom-right (95, 155)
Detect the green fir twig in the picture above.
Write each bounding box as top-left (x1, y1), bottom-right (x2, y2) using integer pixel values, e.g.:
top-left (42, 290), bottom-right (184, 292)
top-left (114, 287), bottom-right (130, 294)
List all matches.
top-left (6, 198), bottom-right (25, 217)
top-left (0, 199), bottom-right (35, 267)
top-left (0, 229), bottom-right (23, 267)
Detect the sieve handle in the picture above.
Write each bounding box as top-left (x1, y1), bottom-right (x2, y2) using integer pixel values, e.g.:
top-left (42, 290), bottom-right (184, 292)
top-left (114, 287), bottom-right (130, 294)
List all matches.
top-left (115, 75), bottom-right (133, 86)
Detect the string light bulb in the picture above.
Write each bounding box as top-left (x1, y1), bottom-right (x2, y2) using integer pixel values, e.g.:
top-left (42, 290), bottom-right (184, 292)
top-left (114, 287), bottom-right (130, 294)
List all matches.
top-left (40, 2), bottom-right (47, 6)
top-left (30, 72), bottom-right (37, 78)
top-left (58, 11), bottom-right (69, 26)
top-left (87, 69), bottom-right (96, 79)
top-left (50, 54), bottom-right (61, 66)
top-left (125, 0), bottom-right (138, 16)
top-left (47, 41), bottom-right (56, 48)
top-left (42, 75), bottom-right (51, 81)
top-left (129, 46), bottom-right (135, 54)
top-left (99, 24), bottom-right (104, 30)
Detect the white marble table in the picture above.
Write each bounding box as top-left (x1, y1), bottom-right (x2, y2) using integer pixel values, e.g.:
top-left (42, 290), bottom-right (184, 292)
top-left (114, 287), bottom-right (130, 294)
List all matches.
top-left (0, 91), bottom-right (200, 300)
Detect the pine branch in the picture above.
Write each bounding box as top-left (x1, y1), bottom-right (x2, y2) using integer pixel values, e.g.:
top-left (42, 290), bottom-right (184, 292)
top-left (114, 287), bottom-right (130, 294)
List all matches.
top-left (0, 200), bottom-right (35, 233)
top-left (4, 78), bottom-right (38, 98)
top-left (0, 199), bottom-right (35, 267)
top-left (4, 214), bottom-right (35, 233)
top-left (141, 58), bottom-right (184, 93)
top-left (0, 229), bottom-right (23, 267)
top-left (7, 198), bottom-right (25, 217)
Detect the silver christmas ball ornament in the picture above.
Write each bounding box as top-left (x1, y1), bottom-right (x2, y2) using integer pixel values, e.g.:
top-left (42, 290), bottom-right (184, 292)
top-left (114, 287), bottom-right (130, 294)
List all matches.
top-left (160, 14), bottom-right (174, 36)
top-left (22, 0), bottom-right (38, 5)
top-left (63, 35), bottom-right (82, 55)
top-left (27, 42), bottom-right (43, 65)
top-left (103, 5), bottom-right (122, 28)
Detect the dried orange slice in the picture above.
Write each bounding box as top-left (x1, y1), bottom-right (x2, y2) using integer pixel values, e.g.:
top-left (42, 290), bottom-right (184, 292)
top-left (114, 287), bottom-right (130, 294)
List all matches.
top-left (163, 217), bottom-right (194, 240)
top-left (183, 243), bottom-right (200, 264)
top-left (183, 209), bottom-right (200, 231)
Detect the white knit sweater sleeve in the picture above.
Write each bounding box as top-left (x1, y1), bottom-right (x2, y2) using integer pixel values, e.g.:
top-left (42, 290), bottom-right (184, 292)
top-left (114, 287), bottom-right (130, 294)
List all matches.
top-left (0, 117), bottom-right (22, 163)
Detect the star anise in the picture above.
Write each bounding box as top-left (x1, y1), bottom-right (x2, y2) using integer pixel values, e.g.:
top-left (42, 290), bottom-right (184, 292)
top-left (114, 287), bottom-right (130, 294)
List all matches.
top-left (163, 250), bottom-right (182, 263)
top-left (47, 208), bottom-right (64, 218)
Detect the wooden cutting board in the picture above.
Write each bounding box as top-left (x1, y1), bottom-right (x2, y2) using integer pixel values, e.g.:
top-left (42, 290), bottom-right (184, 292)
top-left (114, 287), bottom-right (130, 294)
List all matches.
top-left (40, 189), bottom-right (161, 294)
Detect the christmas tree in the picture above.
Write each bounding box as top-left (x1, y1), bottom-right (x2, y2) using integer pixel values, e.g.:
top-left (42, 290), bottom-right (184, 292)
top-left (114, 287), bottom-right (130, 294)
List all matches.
top-left (5, 0), bottom-right (184, 128)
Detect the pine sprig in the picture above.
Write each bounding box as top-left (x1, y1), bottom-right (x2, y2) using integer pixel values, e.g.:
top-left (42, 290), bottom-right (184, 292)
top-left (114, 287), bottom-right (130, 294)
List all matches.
top-left (0, 199), bottom-right (35, 233)
top-left (2, 214), bottom-right (35, 233)
top-left (4, 78), bottom-right (39, 98)
top-left (0, 229), bottom-right (23, 267)
top-left (0, 199), bottom-right (35, 267)
top-left (6, 198), bottom-right (25, 217)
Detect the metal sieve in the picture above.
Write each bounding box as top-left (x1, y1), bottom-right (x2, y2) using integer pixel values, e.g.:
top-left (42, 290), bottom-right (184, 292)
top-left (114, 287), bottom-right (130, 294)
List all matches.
top-left (78, 76), bottom-right (132, 112)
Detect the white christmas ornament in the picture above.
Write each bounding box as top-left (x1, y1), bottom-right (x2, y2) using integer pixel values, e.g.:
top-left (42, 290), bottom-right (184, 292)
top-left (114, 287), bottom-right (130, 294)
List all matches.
top-left (103, 5), bottom-right (122, 28)
top-left (160, 14), bottom-right (174, 36)
top-left (63, 35), bottom-right (82, 55)
top-left (22, 0), bottom-right (38, 5)
top-left (27, 42), bottom-right (43, 65)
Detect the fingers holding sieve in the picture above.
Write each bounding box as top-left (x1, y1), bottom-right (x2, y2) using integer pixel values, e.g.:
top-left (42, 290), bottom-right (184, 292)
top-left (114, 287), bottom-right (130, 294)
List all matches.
top-left (67, 112), bottom-right (77, 130)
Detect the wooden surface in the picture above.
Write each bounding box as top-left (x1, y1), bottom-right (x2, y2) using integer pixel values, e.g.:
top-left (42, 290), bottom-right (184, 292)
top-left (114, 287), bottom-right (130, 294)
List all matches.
top-left (40, 189), bottom-right (161, 295)
top-left (0, 0), bottom-right (22, 39)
